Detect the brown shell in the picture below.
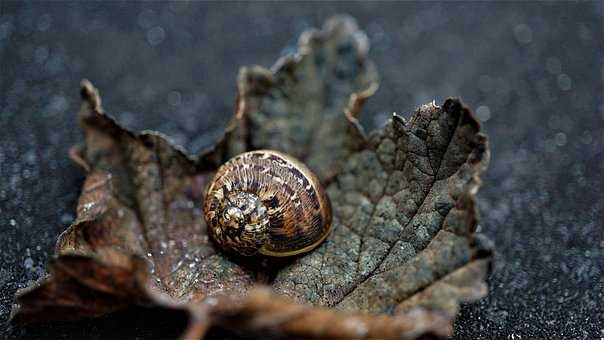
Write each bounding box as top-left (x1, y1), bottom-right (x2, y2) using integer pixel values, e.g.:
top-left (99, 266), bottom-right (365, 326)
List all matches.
top-left (203, 150), bottom-right (332, 257)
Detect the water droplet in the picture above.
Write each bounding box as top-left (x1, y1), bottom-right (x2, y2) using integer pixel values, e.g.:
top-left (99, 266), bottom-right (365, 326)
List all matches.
top-left (48, 95), bottom-right (69, 114)
top-left (37, 14), bottom-right (52, 32)
top-left (0, 22), bottom-right (12, 40)
top-left (24, 258), bottom-right (34, 270)
top-left (205, 297), bottom-right (218, 306)
top-left (60, 213), bottom-right (74, 224)
top-left (555, 132), bottom-right (567, 147)
top-left (34, 46), bottom-right (49, 64)
top-left (514, 24), bottom-right (532, 44)
top-left (557, 74), bottom-right (572, 91)
top-left (168, 91), bottom-right (182, 107)
top-left (23, 150), bottom-right (36, 164)
top-left (580, 131), bottom-right (593, 145)
top-left (146, 26), bottom-right (165, 46)
top-left (476, 105), bottom-right (491, 122)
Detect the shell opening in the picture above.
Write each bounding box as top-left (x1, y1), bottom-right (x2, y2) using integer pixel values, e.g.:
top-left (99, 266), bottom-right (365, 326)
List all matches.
top-left (216, 191), bottom-right (270, 255)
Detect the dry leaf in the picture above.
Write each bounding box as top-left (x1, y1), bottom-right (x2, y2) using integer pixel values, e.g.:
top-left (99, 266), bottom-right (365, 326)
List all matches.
top-left (11, 16), bottom-right (492, 339)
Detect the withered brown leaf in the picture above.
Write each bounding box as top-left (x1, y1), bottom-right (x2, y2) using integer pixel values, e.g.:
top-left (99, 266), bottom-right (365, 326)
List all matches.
top-left (11, 16), bottom-right (492, 339)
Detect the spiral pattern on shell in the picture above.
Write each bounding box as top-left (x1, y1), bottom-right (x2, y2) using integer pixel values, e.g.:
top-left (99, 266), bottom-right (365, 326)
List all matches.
top-left (203, 150), bottom-right (332, 257)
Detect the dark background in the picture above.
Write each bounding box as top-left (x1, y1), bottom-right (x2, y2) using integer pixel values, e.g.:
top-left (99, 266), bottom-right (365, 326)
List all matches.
top-left (1, 2), bottom-right (603, 339)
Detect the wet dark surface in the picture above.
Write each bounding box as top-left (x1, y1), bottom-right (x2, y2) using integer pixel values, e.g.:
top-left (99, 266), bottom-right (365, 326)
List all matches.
top-left (1, 2), bottom-right (603, 339)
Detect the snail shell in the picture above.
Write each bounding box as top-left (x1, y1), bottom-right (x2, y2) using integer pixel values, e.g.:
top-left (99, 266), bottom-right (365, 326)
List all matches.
top-left (203, 150), bottom-right (332, 257)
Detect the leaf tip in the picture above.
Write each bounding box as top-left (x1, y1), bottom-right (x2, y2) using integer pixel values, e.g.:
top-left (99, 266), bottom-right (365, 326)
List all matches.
top-left (392, 112), bottom-right (407, 125)
top-left (237, 66), bottom-right (273, 96)
top-left (80, 79), bottom-right (103, 113)
top-left (471, 233), bottom-right (495, 262)
top-left (322, 14), bottom-right (369, 56)
top-left (443, 97), bottom-right (481, 132)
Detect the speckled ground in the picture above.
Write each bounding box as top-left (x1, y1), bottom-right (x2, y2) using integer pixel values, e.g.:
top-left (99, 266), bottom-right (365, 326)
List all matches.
top-left (1, 2), bottom-right (603, 339)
